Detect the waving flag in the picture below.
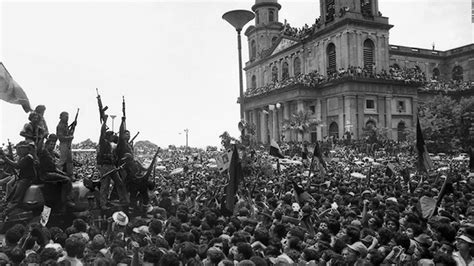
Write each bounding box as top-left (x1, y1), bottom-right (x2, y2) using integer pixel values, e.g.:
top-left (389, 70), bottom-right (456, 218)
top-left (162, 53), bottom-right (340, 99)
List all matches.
top-left (225, 145), bottom-right (243, 211)
top-left (416, 117), bottom-right (433, 172)
top-left (269, 139), bottom-right (284, 159)
top-left (0, 63), bottom-right (32, 112)
top-left (312, 142), bottom-right (327, 170)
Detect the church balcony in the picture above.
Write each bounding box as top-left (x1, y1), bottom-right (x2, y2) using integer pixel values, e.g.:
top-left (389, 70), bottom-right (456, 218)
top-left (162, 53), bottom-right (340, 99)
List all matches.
top-left (244, 72), bottom-right (425, 100)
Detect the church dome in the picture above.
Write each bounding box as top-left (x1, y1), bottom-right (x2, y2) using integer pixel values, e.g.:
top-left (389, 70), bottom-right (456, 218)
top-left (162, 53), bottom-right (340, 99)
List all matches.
top-left (252, 0), bottom-right (281, 11)
top-left (255, 0), bottom-right (278, 4)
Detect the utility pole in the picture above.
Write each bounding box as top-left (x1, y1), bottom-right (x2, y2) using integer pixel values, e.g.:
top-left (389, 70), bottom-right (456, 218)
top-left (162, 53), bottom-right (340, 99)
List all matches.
top-left (184, 128), bottom-right (189, 149)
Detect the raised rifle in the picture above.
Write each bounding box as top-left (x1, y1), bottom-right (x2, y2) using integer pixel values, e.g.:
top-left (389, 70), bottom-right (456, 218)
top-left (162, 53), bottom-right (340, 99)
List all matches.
top-left (143, 148), bottom-right (161, 181)
top-left (129, 131), bottom-right (140, 145)
top-left (68, 108), bottom-right (80, 135)
top-left (122, 96), bottom-right (126, 118)
top-left (96, 88), bottom-right (108, 123)
top-left (6, 139), bottom-right (14, 160)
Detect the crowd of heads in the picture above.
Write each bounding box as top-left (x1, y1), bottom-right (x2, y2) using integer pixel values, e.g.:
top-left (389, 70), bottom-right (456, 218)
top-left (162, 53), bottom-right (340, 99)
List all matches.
top-left (245, 65), bottom-right (428, 98)
top-left (0, 136), bottom-right (473, 265)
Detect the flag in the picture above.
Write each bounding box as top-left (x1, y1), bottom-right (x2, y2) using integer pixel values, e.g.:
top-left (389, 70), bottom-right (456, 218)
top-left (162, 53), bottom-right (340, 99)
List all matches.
top-left (292, 181), bottom-right (316, 204)
top-left (312, 142), bottom-right (327, 170)
top-left (385, 163), bottom-right (395, 177)
top-left (270, 139), bottom-right (284, 159)
top-left (225, 145), bottom-right (243, 211)
top-left (416, 117), bottom-right (433, 172)
top-left (216, 149), bottom-right (232, 173)
top-left (418, 176), bottom-right (454, 219)
top-left (0, 63), bottom-right (32, 112)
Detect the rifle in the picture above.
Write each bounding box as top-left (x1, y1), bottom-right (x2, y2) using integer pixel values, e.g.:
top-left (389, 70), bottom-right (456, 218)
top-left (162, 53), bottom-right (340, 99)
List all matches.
top-left (68, 108), bottom-right (80, 135)
top-left (143, 148), bottom-right (161, 180)
top-left (6, 139), bottom-right (14, 160)
top-left (96, 88), bottom-right (108, 123)
top-left (129, 131), bottom-right (140, 145)
top-left (122, 96), bottom-right (126, 118)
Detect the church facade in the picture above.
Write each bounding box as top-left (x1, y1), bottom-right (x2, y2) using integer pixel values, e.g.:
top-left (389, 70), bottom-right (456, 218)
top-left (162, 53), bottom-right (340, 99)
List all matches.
top-left (241, 0), bottom-right (474, 144)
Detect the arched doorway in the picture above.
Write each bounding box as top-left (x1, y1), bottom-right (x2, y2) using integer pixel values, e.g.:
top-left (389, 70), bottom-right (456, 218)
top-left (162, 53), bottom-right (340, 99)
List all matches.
top-left (329, 122), bottom-right (339, 138)
top-left (397, 121), bottom-right (406, 141)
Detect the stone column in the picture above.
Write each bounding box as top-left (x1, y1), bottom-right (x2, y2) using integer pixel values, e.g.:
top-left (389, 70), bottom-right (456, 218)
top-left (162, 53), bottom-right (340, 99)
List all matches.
top-left (272, 108), bottom-right (279, 141)
top-left (251, 110), bottom-right (258, 143)
top-left (345, 95), bottom-right (357, 137)
top-left (338, 96), bottom-right (344, 139)
top-left (283, 102), bottom-right (291, 141)
top-left (296, 100), bottom-right (305, 141)
top-left (321, 98), bottom-right (328, 138)
top-left (316, 99), bottom-right (323, 141)
top-left (260, 111), bottom-right (268, 144)
top-left (385, 96), bottom-right (393, 139)
top-left (357, 95), bottom-right (365, 138)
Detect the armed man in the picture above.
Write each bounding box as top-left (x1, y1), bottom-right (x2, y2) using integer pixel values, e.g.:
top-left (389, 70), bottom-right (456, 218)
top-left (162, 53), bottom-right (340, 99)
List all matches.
top-left (56, 111), bottom-right (75, 176)
top-left (0, 141), bottom-right (37, 220)
top-left (38, 137), bottom-right (76, 210)
top-left (97, 115), bottom-right (129, 210)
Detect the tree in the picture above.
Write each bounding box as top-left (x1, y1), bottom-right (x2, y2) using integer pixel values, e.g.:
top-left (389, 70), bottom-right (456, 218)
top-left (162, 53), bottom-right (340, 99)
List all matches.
top-left (417, 95), bottom-right (474, 153)
top-left (282, 110), bottom-right (320, 142)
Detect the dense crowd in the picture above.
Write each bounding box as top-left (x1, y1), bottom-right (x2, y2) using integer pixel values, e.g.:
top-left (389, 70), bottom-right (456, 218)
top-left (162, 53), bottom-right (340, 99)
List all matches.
top-left (0, 136), bottom-right (473, 265)
top-left (244, 65), bottom-right (427, 98)
top-left (420, 80), bottom-right (474, 93)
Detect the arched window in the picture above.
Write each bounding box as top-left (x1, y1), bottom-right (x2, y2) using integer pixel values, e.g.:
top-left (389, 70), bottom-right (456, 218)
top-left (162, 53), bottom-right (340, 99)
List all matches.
top-left (251, 75), bottom-right (257, 89)
top-left (255, 11), bottom-right (260, 24)
top-left (397, 121), bottom-right (406, 142)
top-left (453, 66), bottom-right (464, 81)
top-left (329, 122), bottom-right (339, 138)
top-left (365, 120), bottom-right (376, 129)
top-left (272, 37), bottom-right (278, 46)
top-left (361, 0), bottom-right (372, 17)
top-left (269, 10), bottom-right (274, 22)
top-left (363, 39), bottom-right (375, 69)
top-left (432, 68), bottom-right (440, 80)
top-left (282, 62), bottom-right (289, 80)
top-left (293, 57), bottom-right (301, 76)
top-left (272, 65), bottom-right (278, 82)
top-left (326, 43), bottom-right (336, 75)
top-left (251, 40), bottom-right (256, 59)
top-left (326, 0), bottom-right (335, 23)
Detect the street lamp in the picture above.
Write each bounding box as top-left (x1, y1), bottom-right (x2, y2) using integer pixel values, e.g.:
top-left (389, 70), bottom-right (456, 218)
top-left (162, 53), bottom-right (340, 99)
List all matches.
top-left (222, 9), bottom-right (255, 120)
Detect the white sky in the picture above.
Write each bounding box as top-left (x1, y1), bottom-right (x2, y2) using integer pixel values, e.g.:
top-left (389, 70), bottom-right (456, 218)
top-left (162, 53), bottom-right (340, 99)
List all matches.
top-left (0, 0), bottom-right (472, 148)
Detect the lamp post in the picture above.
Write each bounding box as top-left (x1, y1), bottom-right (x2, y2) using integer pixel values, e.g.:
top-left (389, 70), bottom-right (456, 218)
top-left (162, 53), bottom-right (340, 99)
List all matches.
top-left (183, 129), bottom-right (189, 149)
top-left (110, 115), bottom-right (117, 132)
top-left (222, 9), bottom-right (255, 120)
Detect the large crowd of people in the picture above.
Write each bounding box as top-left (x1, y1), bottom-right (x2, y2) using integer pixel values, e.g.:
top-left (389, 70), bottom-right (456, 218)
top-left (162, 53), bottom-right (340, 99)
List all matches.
top-left (0, 106), bottom-right (473, 265)
top-left (244, 65), bottom-right (428, 98)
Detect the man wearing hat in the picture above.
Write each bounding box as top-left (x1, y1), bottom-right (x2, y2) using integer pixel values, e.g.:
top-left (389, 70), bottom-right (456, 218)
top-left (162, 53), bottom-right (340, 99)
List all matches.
top-left (0, 141), bottom-right (37, 219)
top-left (453, 229), bottom-right (474, 266)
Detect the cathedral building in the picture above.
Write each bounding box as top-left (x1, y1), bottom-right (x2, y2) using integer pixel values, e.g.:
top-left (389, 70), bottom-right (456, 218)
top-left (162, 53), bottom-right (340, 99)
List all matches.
top-left (241, 0), bottom-right (474, 143)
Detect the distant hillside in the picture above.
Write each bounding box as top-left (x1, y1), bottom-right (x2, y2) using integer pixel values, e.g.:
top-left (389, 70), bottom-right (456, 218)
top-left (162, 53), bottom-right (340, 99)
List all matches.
top-left (72, 139), bottom-right (97, 149)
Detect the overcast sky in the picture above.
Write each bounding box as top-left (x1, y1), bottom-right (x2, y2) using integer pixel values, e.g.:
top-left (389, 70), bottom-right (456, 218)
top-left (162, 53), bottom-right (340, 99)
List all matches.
top-left (0, 0), bottom-right (472, 148)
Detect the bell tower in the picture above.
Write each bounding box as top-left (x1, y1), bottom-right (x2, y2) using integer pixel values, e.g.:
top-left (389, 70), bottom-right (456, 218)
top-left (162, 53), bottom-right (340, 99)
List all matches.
top-left (246, 0), bottom-right (283, 62)
top-left (320, 0), bottom-right (380, 24)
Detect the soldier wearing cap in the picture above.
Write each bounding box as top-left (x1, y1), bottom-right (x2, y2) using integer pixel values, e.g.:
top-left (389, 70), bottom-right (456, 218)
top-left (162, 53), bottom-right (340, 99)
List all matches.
top-left (0, 141), bottom-right (37, 218)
